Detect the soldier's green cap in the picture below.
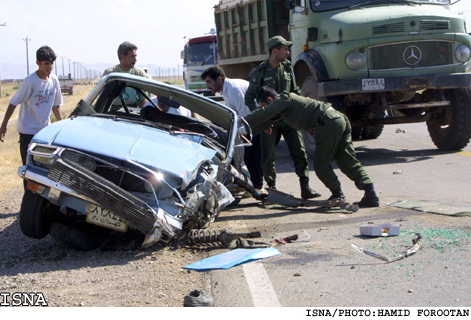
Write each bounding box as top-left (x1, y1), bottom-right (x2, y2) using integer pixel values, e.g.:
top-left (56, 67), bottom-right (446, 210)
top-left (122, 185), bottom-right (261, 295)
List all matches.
top-left (267, 35), bottom-right (293, 50)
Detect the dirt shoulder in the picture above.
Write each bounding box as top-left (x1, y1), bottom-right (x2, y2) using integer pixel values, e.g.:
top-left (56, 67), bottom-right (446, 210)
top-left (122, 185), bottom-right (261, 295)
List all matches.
top-left (0, 190), bottom-right (210, 307)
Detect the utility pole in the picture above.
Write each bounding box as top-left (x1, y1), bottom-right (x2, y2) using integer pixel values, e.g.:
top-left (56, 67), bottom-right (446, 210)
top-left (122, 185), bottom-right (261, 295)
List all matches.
top-left (0, 23), bottom-right (5, 97)
top-left (23, 36), bottom-right (31, 75)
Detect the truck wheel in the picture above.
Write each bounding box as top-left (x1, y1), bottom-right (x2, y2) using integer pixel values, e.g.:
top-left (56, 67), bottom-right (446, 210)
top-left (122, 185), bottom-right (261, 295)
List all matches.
top-left (301, 76), bottom-right (320, 99)
top-left (361, 108), bottom-right (385, 140)
top-left (362, 124), bottom-right (384, 140)
top-left (49, 222), bottom-right (103, 251)
top-left (19, 190), bottom-right (58, 239)
top-left (300, 76), bottom-right (321, 154)
top-left (427, 88), bottom-right (471, 151)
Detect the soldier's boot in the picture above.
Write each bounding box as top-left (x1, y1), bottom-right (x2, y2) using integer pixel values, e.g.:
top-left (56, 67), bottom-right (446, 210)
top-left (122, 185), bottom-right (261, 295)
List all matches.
top-left (328, 187), bottom-right (346, 202)
top-left (300, 177), bottom-right (321, 200)
top-left (355, 183), bottom-right (380, 208)
top-left (267, 180), bottom-right (276, 190)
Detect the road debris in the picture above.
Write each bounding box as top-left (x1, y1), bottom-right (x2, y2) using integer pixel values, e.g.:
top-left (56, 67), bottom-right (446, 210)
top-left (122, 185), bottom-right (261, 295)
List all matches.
top-left (183, 290), bottom-right (214, 307)
top-left (187, 228), bottom-right (261, 247)
top-left (351, 232), bottom-right (422, 263)
top-left (265, 189), bottom-right (358, 212)
top-left (270, 234), bottom-right (299, 245)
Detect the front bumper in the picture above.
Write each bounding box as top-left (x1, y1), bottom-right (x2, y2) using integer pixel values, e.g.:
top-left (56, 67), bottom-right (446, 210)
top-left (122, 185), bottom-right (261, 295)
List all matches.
top-left (319, 72), bottom-right (471, 97)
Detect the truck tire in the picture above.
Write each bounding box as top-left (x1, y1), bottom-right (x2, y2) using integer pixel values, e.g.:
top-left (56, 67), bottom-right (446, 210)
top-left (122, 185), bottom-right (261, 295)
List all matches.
top-left (19, 190), bottom-right (57, 239)
top-left (361, 108), bottom-right (385, 140)
top-left (426, 88), bottom-right (471, 151)
top-left (300, 76), bottom-right (321, 155)
top-left (49, 222), bottom-right (103, 251)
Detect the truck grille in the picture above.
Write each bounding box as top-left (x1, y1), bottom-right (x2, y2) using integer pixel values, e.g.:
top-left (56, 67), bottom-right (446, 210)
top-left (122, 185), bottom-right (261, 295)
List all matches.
top-left (369, 41), bottom-right (452, 70)
top-left (372, 22), bottom-right (405, 34)
top-left (372, 20), bottom-right (450, 35)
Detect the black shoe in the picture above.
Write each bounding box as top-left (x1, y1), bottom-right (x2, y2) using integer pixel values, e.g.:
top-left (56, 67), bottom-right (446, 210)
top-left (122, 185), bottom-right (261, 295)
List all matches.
top-left (183, 290), bottom-right (214, 307)
top-left (267, 181), bottom-right (276, 190)
top-left (328, 188), bottom-right (346, 202)
top-left (355, 183), bottom-right (380, 208)
top-left (300, 177), bottom-right (321, 199)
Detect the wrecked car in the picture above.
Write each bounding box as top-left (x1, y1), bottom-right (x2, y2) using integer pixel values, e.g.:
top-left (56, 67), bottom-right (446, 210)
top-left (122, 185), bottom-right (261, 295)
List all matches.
top-left (17, 73), bottom-right (255, 250)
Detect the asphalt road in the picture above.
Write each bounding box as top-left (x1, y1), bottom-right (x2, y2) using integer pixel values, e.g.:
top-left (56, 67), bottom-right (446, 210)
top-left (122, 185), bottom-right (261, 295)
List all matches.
top-left (203, 122), bottom-right (471, 307)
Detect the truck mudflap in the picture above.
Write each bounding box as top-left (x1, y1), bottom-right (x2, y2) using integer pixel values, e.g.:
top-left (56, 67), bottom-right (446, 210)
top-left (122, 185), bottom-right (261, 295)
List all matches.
top-left (319, 73), bottom-right (471, 98)
top-left (47, 158), bottom-right (159, 235)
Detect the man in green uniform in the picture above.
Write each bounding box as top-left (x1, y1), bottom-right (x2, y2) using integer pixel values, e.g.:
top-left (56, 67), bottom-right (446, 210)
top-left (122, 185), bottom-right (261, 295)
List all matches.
top-left (245, 35), bottom-right (320, 200)
top-left (245, 86), bottom-right (380, 208)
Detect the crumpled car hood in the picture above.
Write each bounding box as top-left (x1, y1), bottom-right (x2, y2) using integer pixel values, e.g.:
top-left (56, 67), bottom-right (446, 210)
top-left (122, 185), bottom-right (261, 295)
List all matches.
top-left (32, 116), bottom-right (217, 182)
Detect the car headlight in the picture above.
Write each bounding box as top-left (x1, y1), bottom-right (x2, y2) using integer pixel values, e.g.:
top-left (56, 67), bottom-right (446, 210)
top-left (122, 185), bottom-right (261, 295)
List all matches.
top-left (346, 52), bottom-right (366, 70)
top-left (455, 45), bottom-right (470, 63)
top-left (31, 145), bottom-right (58, 168)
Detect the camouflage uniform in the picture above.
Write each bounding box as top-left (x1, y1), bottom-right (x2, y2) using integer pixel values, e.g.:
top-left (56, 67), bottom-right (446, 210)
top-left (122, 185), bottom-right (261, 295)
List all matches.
top-left (244, 59), bottom-right (310, 186)
top-left (245, 93), bottom-right (373, 192)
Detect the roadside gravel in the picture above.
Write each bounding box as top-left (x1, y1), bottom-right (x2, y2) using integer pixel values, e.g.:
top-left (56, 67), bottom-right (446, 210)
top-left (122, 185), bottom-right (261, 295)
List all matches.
top-left (0, 188), bottom-right (211, 307)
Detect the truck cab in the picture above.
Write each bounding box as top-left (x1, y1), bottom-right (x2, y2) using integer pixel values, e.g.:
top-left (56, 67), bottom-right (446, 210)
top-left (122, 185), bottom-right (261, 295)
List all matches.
top-left (215, 0), bottom-right (471, 150)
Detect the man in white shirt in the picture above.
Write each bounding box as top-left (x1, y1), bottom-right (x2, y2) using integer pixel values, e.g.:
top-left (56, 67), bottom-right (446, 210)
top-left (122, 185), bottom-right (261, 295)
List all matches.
top-left (0, 46), bottom-right (63, 166)
top-left (201, 66), bottom-right (263, 190)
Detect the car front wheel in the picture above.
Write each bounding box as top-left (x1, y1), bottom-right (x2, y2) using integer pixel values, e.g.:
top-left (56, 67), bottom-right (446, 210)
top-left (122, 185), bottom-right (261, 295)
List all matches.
top-left (19, 190), bottom-right (58, 239)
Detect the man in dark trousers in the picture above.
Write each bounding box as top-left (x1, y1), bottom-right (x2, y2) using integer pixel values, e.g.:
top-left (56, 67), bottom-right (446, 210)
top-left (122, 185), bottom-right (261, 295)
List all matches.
top-left (244, 86), bottom-right (380, 208)
top-left (244, 35), bottom-right (320, 200)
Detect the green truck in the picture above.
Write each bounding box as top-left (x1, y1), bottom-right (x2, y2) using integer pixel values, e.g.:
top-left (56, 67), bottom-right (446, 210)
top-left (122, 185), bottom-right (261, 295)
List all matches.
top-left (214, 0), bottom-right (471, 150)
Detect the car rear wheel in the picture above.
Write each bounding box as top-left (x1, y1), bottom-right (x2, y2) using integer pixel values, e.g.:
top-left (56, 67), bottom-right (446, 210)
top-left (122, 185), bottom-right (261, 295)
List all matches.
top-left (427, 88), bottom-right (471, 151)
top-left (19, 190), bottom-right (57, 239)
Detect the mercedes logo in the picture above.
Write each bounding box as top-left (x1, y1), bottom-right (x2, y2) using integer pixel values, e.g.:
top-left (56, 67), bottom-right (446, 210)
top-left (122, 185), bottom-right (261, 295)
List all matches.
top-left (403, 45), bottom-right (422, 65)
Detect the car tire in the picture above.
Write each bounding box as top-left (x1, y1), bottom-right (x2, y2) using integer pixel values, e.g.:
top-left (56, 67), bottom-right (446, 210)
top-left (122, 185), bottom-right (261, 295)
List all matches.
top-left (49, 222), bottom-right (103, 251)
top-left (19, 190), bottom-right (57, 239)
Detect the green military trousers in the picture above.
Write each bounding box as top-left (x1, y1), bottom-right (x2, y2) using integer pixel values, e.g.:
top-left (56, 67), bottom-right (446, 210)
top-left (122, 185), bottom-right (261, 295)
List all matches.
top-left (260, 119), bottom-right (310, 184)
top-left (313, 111), bottom-right (372, 191)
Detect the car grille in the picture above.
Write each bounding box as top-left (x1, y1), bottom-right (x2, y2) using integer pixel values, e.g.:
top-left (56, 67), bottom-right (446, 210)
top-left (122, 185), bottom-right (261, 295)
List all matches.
top-left (369, 41), bottom-right (452, 70)
top-left (48, 158), bottom-right (156, 234)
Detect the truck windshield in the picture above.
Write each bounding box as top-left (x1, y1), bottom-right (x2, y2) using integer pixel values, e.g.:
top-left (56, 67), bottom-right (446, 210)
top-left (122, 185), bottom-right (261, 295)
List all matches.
top-left (310, 0), bottom-right (449, 12)
top-left (187, 42), bottom-right (217, 66)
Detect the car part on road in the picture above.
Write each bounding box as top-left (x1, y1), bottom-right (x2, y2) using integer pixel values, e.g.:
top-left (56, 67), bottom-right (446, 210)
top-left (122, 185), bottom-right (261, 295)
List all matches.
top-left (265, 188), bottom-right (358, 212)
top-left (187, 228), bottom-right (261, 247)
top-left (351, 232), bottom-right (422, 263)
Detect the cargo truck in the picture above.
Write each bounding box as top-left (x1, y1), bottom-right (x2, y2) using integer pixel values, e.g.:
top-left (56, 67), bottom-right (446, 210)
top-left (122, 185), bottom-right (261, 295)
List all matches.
top-left (59, 74), bottom-right (73, 95)
top-left (214, 0), bottom-right (471, 150)
top-left (181, 33), bottom-right (218, 97)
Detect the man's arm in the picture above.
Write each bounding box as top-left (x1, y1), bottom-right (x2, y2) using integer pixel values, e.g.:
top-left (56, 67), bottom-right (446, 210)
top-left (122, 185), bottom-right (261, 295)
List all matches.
top-left (52, 105), bottom-right (63, 121)
top-left (0, 104), bottom-right (17, 142)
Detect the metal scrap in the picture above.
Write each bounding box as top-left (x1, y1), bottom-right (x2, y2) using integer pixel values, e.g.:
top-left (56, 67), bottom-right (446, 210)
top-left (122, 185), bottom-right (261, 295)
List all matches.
top-left (351, 232), bottom-right (422, 263)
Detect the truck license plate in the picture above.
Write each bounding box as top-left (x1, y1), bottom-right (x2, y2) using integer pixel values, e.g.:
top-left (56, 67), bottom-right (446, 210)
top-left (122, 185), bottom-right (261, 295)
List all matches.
top-left (362, 78), bottom-right (385, 91)
top-left (86, 204), bottom-right (128, 232)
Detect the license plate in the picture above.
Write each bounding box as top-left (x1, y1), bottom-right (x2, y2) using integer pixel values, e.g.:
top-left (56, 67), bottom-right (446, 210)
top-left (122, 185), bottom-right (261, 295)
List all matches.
top-left (86, 204), bottom-right (128, 232)
top-left (362, 78), bottom-right (385, 91)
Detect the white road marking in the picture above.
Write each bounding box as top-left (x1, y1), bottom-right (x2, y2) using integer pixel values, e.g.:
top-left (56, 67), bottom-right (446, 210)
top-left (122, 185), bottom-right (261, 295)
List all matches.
top-left (242, 261), bottom-right (281, 307)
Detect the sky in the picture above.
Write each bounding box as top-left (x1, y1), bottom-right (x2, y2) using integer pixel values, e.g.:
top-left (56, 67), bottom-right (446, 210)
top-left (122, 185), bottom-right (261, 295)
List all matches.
top-left (0, 0), bottom-right (220, 79)
top-left (0, 0), bottom-right (470, 80)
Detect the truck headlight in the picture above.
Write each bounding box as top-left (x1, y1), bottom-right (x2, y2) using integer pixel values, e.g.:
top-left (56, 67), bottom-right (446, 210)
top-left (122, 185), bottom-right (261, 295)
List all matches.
top-left (455, 45), bottom-right (470, 63)
top-left (346, 52), bottom-right (366, 70)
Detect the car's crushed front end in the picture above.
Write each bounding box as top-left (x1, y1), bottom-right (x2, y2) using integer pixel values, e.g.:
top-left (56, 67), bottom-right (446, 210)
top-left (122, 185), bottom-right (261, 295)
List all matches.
top-left (17, 73), bottom-right (249, 250)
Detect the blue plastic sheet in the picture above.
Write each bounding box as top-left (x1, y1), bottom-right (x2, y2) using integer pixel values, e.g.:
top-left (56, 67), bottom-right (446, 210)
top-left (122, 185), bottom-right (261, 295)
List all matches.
top-left (183, 247), bottom-right (281, 271)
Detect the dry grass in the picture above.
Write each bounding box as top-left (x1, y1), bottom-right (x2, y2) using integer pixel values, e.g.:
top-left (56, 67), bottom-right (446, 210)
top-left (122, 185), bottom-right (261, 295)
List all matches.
top-left (0, 83), bottom-right (96, 194)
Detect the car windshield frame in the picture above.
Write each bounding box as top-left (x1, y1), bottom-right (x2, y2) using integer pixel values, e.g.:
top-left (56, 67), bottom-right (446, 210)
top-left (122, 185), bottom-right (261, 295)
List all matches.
top-left (309, 0), bottom-right (449, 12)
top-left (82, 73), bottom-right (239, 165)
